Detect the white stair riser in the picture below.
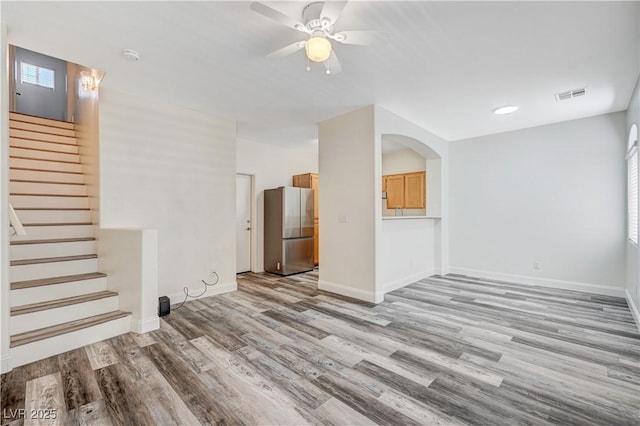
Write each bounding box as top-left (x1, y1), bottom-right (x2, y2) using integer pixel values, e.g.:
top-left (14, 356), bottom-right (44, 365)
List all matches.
top-left (15, 225), bottom-right (94, 240)
top-left (10, 181), bottom-right (88, 196)
top-left (10, 157), bottom-right (82, 173)
top-left (11, 315), bottom-right (131, 368)
top-left (10, 277), bottom-right (107, 306)
top-left (11, 240), bottom-right (96, 261)
top-left (11, 138), bottom-right (78, 154)
top-left (10, 147), bottom-right (80, 163)
top-left (10, 128), bottom-right (77, 145)
top-left (10, 121), bottom-right (76, 137)
top-left (10, 258), bottom-right (97, 282)
top-left (12, 209), bottom-right (91, 224)
top-left (10, 169), bottom-right (84, 184)
top-left (10, 195), bottom-right (89, 209)
top-left (11, 296), bottom-right (119, 335)
top-left (10, 112), bottom-right (75, 130)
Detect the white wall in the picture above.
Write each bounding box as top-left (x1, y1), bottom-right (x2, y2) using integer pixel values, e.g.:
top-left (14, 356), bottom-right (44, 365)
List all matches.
top-left (0, 23), bottom-right (12, 373)
top-left (236, 139), bottom-right (317, 272)
top-left (450, 112), bottom-right (627, 295)
top-left (626, 75), bottom-right (640, 321)
top-left (382, 148), bottom-right (426, 175)
top-left (319, 106), bottom-right (378, 302)
top-left (99, 88), bottom-right (237, 303)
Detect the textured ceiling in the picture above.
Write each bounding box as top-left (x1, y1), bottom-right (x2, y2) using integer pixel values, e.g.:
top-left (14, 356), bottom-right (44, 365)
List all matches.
top-left (2, 1), bottom-right (639, 148)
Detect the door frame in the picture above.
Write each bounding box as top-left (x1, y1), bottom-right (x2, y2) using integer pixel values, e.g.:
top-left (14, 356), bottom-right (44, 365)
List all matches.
top-left (236, 173), bottom-right (255, 273)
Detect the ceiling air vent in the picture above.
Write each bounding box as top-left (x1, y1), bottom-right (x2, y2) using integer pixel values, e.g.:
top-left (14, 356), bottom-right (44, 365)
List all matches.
top-left (555, 87), bottom-right (588, 102)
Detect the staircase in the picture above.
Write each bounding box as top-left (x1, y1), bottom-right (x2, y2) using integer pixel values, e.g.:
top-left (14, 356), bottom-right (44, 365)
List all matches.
top-left (8, 112), bottom-right (130, 368)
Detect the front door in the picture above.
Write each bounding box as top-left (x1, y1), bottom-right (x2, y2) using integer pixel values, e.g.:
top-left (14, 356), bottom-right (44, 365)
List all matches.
top-left (236, 174), bottom-right (252, 273)
top-left (14, 47), bottom-right (68, 121)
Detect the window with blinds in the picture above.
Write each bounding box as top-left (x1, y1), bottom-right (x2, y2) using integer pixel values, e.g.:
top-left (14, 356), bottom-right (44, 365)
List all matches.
top-left (629, 124), bottom-right (639, 245)
top-left (20, 62), bottom-right (55, 89)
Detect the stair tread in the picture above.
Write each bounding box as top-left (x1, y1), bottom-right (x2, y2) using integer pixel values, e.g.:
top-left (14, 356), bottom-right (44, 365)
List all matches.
top-left (10, 310), bottom-right (130, 347)
top-left (10, 179), bottom-right (85, 185)
top-left (12, 207), bottom-right (90, 211)
top-left (11, 290), bottom-right (118, 316)
top-left (22, 222), bottom-right (93, 226)
top-left (11, 237), bottom-right (95, 246)
top-left (10, 167), bottom-right (83, 175)
top-left (10, 127), bottom-right (76, 139)
top-left (11, 272), bottom-right (107, 290)
top-left (10, 155), bottom-right (80, 165)
top-left (11, 193), bottom-right (88, 197)
top-left (10, 112), bottom-right (75, 128)
top-left (11, 136), bottom-right (77, 147)
top-left (10, 254), bottom-right (97, 266)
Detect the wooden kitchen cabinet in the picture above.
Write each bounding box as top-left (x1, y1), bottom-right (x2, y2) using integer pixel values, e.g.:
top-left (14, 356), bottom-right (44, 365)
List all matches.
top-left (293, 173), bottom-right (319, 265)
top-left (383, 171), bottom-right (426, 209)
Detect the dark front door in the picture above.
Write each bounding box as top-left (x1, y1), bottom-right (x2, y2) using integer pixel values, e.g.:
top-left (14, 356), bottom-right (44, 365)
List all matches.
top-left (14, 47), bottom-right (67, 121)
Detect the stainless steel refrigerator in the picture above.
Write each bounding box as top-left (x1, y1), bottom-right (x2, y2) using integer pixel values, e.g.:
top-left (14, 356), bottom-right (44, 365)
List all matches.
top-left (264, 186), bottom-right (314, 275)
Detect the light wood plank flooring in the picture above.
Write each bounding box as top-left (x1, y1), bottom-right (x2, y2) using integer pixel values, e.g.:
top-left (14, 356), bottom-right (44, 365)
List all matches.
top-left (2, 271), bottom-right (639, 425)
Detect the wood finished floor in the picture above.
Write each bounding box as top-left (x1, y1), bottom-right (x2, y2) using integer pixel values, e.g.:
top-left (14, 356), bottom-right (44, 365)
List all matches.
top-left (2, 271), bottom-right (639, 425)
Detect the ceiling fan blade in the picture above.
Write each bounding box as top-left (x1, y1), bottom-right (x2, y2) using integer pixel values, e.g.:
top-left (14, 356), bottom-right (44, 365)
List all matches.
top-left (266, 41), bottom-right (306, 58)
top-left (332, 30), bottom-right (387, 45)
top-left (321, 1), bottom-right (348, 25)
top-left (324, 50), bottom-right (342, 75)
top-left (250, 2), bottom-right (308, 33)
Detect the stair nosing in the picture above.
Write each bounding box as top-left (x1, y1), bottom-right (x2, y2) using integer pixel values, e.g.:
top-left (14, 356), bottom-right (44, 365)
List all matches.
top-left (10, 311), bottom-right (130, 347)
top-left (9, 146), bottom-right (79, 156)
top-left (10, 254), bottom-right (97, 266)
top-left (10, 135), bottom-right (77, 147)
top-left (10, 179), bottom-right (85, 185)
top-left (11, 237), bottom-right (95, 246)
top-left (10, 193), bottom-right (88, 198)
top-left (10, 155), bottom-right (81, 165)
top-left (10, 112), bottom-right (75, 128)
top-left (12, 207), bottom-right (90, 211)
top-left (11, 272), bottom-right (107, 290)
top-left (10, 166), bottom-right (83, 175)
top-left (21, 222), bottom-right (93, 227)
top-left (11, 290), bottom-right (118, 316)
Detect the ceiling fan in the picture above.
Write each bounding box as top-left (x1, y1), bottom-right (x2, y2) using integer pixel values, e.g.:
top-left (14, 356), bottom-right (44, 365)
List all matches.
top-left (250, 1), bottom-right (383, 75)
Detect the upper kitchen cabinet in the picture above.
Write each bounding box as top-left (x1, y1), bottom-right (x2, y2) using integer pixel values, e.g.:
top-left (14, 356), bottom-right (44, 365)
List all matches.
top-left (383, 171), bottom-right (426, 210)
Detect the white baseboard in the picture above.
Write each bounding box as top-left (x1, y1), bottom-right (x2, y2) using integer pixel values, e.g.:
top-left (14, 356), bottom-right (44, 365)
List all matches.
top-left (167, 281), bottom-right (237, 306)
top-left (449, 267), bottom-right (626, 298)
top-left (1, 352), bottom-right (12, 374)
top-left (626, 290), bottom-right (640, 333)
top-left (380, 270), bottom-right (434, 295)
top-left (318, 280), bottom-right (382, 304)
top-left (132, 316), bottom-right (160, 334)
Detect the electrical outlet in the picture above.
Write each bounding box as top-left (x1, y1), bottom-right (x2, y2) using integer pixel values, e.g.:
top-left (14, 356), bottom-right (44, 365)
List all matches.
top-left (533, 261), bottom-right (541, 270)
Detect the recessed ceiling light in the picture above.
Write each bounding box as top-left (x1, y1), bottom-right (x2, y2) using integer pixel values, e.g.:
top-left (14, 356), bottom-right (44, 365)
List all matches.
top-left (493, 105), bottom-right (519, 115)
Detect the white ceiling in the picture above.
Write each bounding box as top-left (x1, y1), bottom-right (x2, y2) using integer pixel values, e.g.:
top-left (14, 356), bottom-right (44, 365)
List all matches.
top-left (2, 1), bottom-right (638, 148)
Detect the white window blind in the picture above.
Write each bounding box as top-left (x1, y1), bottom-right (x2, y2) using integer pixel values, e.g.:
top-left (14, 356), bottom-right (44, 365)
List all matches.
top-left (20, 62), bottom-right (55, 89)
top-left (629, 143), bottom-right (639, 245)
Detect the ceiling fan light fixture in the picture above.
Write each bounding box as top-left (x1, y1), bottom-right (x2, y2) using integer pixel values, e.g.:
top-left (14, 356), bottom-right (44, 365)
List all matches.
top-left (305, 36), bottom-right (332, 62)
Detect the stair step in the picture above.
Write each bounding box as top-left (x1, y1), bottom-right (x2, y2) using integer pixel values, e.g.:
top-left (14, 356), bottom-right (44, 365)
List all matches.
top-left (10, 238), bottom-right (96, 262)
top-left (10, 112), bottom-right (75, 130)
top-left (21, 222), bottom-right (92, 226)
top-left (10, 310), bottom-right (130, 348)
top-left (10, 146), bottom-right (80, 163)
top-left (10, 257), bottom-right (98, 282)
top-left (11, 138), bottom-right (79, 153)
top-left (13, 224), bottom-right (94, 240)
top-left (10, 120), bottom-right (76, 137)
top-left (10, 168), bottom-right (84, 183)
top-left (10, 158), bottom-right (82, 173)
top-left (10, 194), bottom-right (89, 209)
top-left (10, 128), bottom-right (77, 145)
top-left (11, 290), bottom-right (118, 316)
top-left (10, 181), bottom-right (87, 197)
top-left (11, 237), bottom-right (95, 246)
top-left (11, 272), bottom-right (107, 290)
top-left (9, 209), bottom-right (91, 224)
top-left (10, 254), bottom-right (97, 266)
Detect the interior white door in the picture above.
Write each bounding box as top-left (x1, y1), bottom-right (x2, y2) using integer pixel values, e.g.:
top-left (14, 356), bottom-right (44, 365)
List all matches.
top-left (236, 174), bottom-right (252, 273)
